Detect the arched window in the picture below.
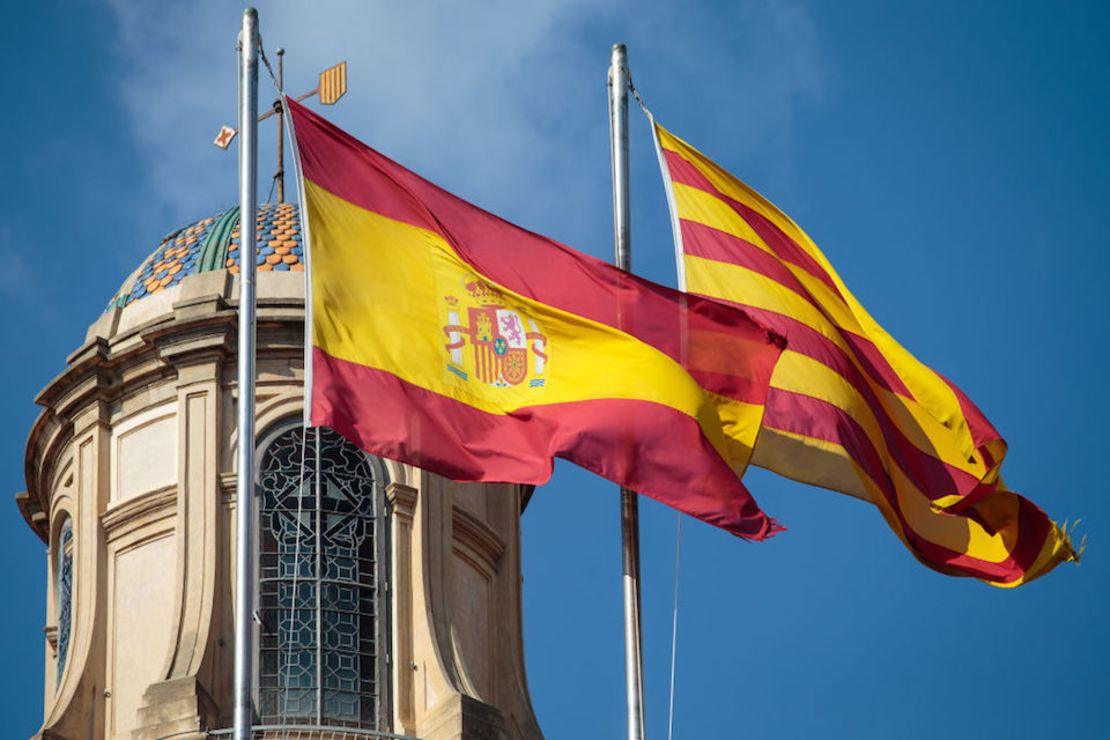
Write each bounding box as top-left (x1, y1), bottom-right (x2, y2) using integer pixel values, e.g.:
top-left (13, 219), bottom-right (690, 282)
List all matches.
top-left (256, 425), bottom-right (390, 730)
top-left (55, 517), bottom-right (74, 689)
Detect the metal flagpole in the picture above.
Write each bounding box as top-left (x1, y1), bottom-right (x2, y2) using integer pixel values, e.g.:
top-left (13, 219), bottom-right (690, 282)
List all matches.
top-left (608, 42), bottom-right (646, 740)
top-left (233, 8), bottom-right (260, 740)
top-left (275, 47), bottom-right (285, 203)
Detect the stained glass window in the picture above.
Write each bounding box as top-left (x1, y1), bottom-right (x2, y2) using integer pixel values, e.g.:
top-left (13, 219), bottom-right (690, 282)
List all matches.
top-left (257, 425), bottom-right (390, 730)
top-left (56, 517), bottom-right (73, 689)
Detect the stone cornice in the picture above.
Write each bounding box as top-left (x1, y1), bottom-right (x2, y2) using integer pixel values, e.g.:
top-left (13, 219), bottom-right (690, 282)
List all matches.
top-left (387, 482), bottom-right (418, 518)
top-left (219, 472), bottom-right (243, 509)
top-left (21, 412), bottom-right (73, 542)
top-left (15, 491), bottom-right (47, 541)
top-left (101, 486), bottom-right (177, 543)
top-left (148, 315), bottom-right (236, 367)
top-left (20, 285), bottom-right (306, 539)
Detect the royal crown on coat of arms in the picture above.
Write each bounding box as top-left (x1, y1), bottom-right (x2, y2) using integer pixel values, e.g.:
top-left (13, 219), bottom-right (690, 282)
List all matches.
top-left (443, 276), bottom-right (548, 388)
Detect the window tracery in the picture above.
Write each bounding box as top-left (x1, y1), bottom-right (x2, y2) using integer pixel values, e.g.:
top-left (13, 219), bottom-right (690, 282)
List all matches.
top-left (55, 517), bottom-right (73, 689)
top-left (257, 425), bottom-right (390, 729)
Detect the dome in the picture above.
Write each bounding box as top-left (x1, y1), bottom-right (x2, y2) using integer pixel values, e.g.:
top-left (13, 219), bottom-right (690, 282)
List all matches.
top-left (105, 201), bottom-right (303, 311)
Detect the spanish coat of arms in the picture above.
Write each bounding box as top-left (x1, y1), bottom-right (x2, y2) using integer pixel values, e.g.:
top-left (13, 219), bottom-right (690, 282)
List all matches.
top-left (443, 277), bottom-right (548, 388)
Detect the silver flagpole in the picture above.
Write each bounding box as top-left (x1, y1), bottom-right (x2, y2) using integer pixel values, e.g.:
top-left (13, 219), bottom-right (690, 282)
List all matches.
top-left (234, 8), bottom-right (260, 740)
top-left (608, 42), bottom-right (646, 740)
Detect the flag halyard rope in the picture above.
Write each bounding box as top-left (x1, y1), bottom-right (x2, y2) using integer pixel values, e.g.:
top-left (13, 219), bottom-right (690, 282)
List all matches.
top-left (627, 76), bottom-right (685, 737)
top-left (667, 513), bottom-right (682, 740)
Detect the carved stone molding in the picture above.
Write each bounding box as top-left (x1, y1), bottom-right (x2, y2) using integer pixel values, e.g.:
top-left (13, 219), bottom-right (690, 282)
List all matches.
top-left (132, 675), bottom-right (219, 740)
top-left (388, 482), bottom-right (419, 519)
top-left (218, 471), bottom-right (237, 499)
top-left (22, 262), bottom-right (545, 738)
top-left (101, 486), bottom-right (176, 543)
top-left (420, 693), bottom-right (510, 740)
top-left (452, 506), bottom-right (506, 578)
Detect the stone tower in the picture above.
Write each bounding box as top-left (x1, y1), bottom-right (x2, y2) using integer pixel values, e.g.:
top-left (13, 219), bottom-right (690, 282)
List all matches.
top-left (17, 203), bottom-right (543, 739)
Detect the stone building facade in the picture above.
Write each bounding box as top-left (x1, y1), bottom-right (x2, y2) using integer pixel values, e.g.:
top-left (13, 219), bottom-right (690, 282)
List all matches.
top-left (17, 204), bottom-right (543, 739)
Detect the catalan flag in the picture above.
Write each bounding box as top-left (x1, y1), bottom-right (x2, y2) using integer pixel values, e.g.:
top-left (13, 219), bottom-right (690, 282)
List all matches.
top-left (652, 121), bottom-right (1078, 584)
top-left (286, 99), bottom-right (786, 539)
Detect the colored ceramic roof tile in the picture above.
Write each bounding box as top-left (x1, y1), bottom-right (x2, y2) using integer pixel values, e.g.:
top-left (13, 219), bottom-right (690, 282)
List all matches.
top-left (105, 202), bottom-right (304, 310)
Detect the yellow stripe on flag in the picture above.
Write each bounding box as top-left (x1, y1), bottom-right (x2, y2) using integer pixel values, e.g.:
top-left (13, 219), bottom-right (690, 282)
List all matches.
top-left (685, 254), bottom-right (983, 479)
top-left (306, 180), bottom-right (761, 474)
top-left (661, 127), bottom-right (982, 456)
top-left (653, 119), bottom-right (1078, 585)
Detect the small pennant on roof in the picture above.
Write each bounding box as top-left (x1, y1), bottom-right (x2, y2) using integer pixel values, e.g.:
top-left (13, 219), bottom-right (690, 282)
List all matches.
top-left (214, 125), bottom-right (237, 149)
top-left (319, 61), bottom-right (347, 105)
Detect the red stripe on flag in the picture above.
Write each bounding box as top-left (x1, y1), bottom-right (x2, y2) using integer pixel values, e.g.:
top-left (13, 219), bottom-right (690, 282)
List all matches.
top-left (764, 389), bottom-right (1042, 583)
top-left (288, 99), bottom-right (784, 383)
top-left (733, 198), bottom-right (846, 302)
top-left (662, 145), bottom-right (718, 192)
top-left (905, 493), bottom-right (1049, 584)
top-left (681, 218), bottom-right (811, 296)
top-left (838, 330), bottom-right (915, 402)
top-left (312, 349), bottom-right (782, 540)
top-left (937, 372), bottom-right (1003, 449)
top-left (707, 296), bottom-right (979, 501)
top-left (663, 149), bottom-right (845, 300)
top-left (764, 389), bottom-right (889, 493)
top-left (1010, 496), bottom-right (1052, 574)
top-left (764, 387), bottom-right (980, 508)
top-left (681, 219), bottom-right (914, 401)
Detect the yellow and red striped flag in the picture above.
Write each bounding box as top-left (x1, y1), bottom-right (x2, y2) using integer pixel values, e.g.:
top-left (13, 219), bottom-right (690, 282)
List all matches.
top-left (287, 99), bottom-right (787, 539)
top-left (652, 121), bottom-right (1079, 585)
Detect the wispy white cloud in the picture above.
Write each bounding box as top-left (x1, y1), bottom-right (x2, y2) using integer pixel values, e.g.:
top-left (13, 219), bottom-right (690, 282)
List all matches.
top-left (105, 0), bottom-right (824, 259)
top-left (622, 1), bottom-right (823, 195)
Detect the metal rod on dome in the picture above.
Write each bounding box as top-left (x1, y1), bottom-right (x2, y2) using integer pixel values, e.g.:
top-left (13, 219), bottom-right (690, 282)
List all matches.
top-left (276, 47), bottom-right (285, 203)
top-left (233, 8), bottom-right (260, 740)
top-left (608, 42), bottom-right (646, 740)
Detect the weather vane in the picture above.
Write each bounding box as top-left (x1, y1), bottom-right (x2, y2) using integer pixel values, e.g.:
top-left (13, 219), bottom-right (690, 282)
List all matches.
top-left (214, 51), bottom-right (347, 202)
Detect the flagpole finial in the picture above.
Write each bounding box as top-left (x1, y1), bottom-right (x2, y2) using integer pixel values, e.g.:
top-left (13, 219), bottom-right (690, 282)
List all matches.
top-left (611, 43), bottom-right (627, 70)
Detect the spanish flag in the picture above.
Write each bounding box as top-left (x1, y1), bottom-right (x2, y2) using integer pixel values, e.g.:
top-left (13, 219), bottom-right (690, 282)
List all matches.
top-left (653, 121), bottom-right (1079, 584)
top-left (286, 99), bottom-right (786, 540)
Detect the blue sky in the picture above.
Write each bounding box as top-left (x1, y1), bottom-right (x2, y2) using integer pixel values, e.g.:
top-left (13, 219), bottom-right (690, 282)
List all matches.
top-left (1, 1), bottom-right (1106, 737)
